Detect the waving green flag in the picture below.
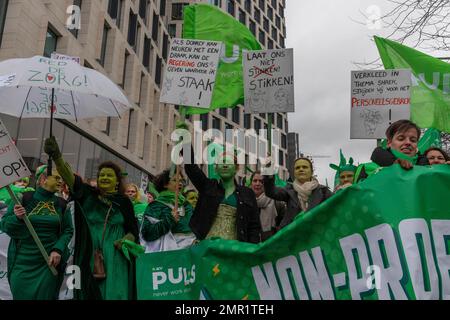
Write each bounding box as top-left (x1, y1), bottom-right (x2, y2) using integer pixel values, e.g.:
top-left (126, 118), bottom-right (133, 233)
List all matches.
top-left (374, 36), bottom-right (450, 133)
top-left (182, 4), bottom-right (262, 115)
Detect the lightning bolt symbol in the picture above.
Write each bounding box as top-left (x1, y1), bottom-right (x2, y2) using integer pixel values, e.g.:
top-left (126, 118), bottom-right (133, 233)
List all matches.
top-left (212, 264), bottom-right (220, 277)
top-left (242, 294), bottom-right (249, 300)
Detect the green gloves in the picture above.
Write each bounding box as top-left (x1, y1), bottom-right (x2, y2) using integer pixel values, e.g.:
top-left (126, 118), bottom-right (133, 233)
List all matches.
top-left (44, 136), bottom-right (62, 160)
top-left (175, 120), bottom-right (189, 131)
top-left (121, 240), bottom-right (145, 261)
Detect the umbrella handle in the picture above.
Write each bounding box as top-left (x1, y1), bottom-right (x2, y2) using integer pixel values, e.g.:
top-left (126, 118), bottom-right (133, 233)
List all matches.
top-left (47, 88), bottom-right (55, 176)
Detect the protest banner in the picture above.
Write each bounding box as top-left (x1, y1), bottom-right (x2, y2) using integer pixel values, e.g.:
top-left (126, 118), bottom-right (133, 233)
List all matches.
top-left (243, 48), bottom-right (294, 113)
top-left (160, 38), bottom-right (221, 108)
top-left (0, 119), bottom-right (30, 189)
top-left (350, 69), bottom-right (411, 139)
top-left (51, 52), bottom-right (81, 65)
top-left (137, 165), bottom-right (450, 300)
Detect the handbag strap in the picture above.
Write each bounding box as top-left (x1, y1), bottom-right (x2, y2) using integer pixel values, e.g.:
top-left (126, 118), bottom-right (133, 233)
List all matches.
top-left (100, 204), bottom-right (113, 248)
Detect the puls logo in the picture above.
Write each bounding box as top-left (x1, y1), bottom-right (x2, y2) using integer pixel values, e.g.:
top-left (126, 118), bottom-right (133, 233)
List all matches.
top-left (152, 265), bottom-right (196, 290)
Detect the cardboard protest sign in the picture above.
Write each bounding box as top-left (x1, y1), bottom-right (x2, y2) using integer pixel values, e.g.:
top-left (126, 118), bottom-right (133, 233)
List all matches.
top-left (350, 69), bottom-right (411, 139)
top-left (243, 48), bottom-right (294, 114)
top-left (0, 119), bottom-right (30, 189)
top-left (51, 52), bottom-right (81, 65)
top-left (160, 38), bottom-right (221, 108)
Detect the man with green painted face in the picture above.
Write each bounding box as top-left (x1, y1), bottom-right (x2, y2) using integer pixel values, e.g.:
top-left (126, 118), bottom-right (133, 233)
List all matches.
top-left (0, 165), bottom-right (73, 300)
top-left (176, 121), bottom-right (261, 243)
top-left (44, 136), bottom-right (139, 300)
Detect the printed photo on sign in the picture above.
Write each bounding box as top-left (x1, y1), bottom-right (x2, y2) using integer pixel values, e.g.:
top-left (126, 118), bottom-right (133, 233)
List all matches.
top-left (159, 38), bottom-right (222, 108)
top-left (243, 48), bottom-right (295, 114)
top-left (350, 69), bottom-right (411, 139)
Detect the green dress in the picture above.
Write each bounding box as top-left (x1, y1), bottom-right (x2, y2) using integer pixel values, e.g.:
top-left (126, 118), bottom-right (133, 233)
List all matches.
top-left (71, 176), bottom-right (138, 300)
top-left (0, 187), bottom-right (73, 300)
top-left (206, 193), bottom-right (238, 240)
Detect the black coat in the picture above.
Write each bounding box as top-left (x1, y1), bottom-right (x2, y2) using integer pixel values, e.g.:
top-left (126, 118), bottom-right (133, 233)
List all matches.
top-left (184, 163), bottom-right (261, 243)
top-left (371, 147), bottom-right (429, 166)
top-left (264, 175), bottom-right (332, 229)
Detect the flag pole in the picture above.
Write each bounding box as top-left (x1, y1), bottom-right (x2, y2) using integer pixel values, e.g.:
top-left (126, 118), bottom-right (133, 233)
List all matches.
top-left (6, 186), bottom-right (58, 276)
top-left (47, 87), bottom-right (55, 176)
top-left (173, 106), bottom-right (187, 217)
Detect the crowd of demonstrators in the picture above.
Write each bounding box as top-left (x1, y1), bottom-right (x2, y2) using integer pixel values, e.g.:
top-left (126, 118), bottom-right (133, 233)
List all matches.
top-left (140, 169), bottom-right (196, 251)
top-left (250, 171), bottom-right (285, 241)
top-left (44, 136), bottom-right (139, 300)
top-left (1, 117), bottom-right (448, 300)
top-left (263, 157), bottom-right (332, 230)
top-left (0, 165), bottom-right (73, 300)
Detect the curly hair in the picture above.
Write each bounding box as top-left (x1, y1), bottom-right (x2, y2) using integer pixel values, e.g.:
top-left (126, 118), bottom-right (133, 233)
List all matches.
top-left (97, 161), bottom-right (126, 195)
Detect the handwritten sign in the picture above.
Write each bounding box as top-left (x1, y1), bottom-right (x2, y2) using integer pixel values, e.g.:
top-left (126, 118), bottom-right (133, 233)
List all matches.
top-left (350, 69), bottom-right (411, 139)
top-left (0, 119), bottom-right (30, 189)
top-left (51, 52), bottom-right (81, 65)
top-left (160, 38), bottom-right (221, 108)
top-left (243, 48), bottom-right (294, 114)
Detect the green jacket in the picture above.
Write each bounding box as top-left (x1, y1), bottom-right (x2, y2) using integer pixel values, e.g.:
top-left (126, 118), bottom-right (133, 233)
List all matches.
top-left (141, 200), bottom-right (193, 242)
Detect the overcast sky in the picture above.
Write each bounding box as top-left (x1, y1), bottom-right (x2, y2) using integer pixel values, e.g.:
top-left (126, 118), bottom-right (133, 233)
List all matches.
top-left (285, 0), bottom-right (397, 186)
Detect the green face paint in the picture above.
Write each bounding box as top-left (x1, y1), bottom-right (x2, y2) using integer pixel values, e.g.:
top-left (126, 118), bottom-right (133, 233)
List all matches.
top-left (98, 168), bottom-right (118, 193)
top-left (216, 155), bottom-right (237, 181)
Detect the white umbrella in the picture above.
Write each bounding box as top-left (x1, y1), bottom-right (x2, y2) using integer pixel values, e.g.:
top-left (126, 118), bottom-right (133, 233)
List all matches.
top-left (0, 55), bottom-right (132, 171)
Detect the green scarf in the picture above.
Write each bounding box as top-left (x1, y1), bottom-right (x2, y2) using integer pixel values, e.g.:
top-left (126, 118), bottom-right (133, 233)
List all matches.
top-left (391, 148), bottom-right (418, 164)
top-left (156, 190), bottom-right (186, 207)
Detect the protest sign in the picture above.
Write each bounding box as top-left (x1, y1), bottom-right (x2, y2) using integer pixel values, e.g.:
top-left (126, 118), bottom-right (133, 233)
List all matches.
top-left (51, 52), bottom-right (81, 65)
top-left (0, 119), bottom-right (30, 189)
top-left (350, 69), bottom-right (411, 139)
top-left (159, 38), bottom-right (221, 108)
top-left (137, 165), bottom-right (450, 300)
top-left (243, 48), bottom-right (294, 114)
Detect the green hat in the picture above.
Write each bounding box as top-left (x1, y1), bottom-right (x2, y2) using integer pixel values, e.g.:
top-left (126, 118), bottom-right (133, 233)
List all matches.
top-left (329, 149), bottom-right (357, 174)
top-left (35, 165), bottom-right (48, 184)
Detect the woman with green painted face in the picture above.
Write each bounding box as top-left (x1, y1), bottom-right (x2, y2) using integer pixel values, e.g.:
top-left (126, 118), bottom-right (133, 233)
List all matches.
top-left (44, 136), bottom-right (139, 300)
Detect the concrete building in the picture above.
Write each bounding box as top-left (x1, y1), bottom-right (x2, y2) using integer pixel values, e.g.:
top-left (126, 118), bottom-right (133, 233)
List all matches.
top-left (0, 0), bottom-right (289, 187)
top-left (287, 131), bottom-right (299, 180)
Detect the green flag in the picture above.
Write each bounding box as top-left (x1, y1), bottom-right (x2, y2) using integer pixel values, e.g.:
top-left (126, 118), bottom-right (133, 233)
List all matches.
top-left (418, 128), bottom-right (442, 153)
top-left (182, 4), bottom-right (262, 115)
top-left (374, 36), bottom-right (450, 133)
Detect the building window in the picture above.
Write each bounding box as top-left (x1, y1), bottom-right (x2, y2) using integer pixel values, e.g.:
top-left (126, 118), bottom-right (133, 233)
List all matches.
top-left (271, 0), bottom-right (277, 11)
top-left (171, 3), bottom-right (185, 20)
top-left (259, 0), bottom-right (265, 12)
top-left (212, 117), bottom-right (221, 130)
top-left (155, 56), bottom-right (162, 86)
top-left (268, 39), bottom-right (273, 49)
top-left (127, 11), bottom-right (137, 47)
top-left (138, 72), bottom-right (145, 106)
top-left (139, 0), bottom-right (147, 20)
top-left (249, 20), bottom-right (256, 36)
top-left (121, 50), bottom-right (129, 89)
top-left (281, 133), bottom-right (286, 149)
top-left (143, 35), bottom-right (151, 70)
top-left (209, 0), bottom-right (222, 7)
top-left (254, 118), bottom-right (261, 131)
top-left (126, 110), bottom-right (134, 148)
top-left (227, 0), bottom-right (235, 16)
top-left (201, 114), bottom-right (209, 131)
top-left (254, 9), bottom-right (260, 23)
top-left (267, 6), bottom-right (273, 20)
top-left (244, 0), bottom-right (251, 13)
top-left (99, 22), bottom-right (110, 66)
top-left (152, 12), bottom-right (159, 42)
top-left (280, 35), bottom-right (285, 48)
top-left (43, 27), bottom-right (58, 57)
top-left (108, 0), bottom-right (118, 19)
top-left (104, 117), bottom-right (111, 135)
top-left (276, 15), bottom-right (281, 29)
top-left (160, 0), bottom-right (167, 16)
top-left (258, 29), bottom-right (265, 46)
top-left (244, 114), bottom-right (251, 129)
top-left (232, 107), bottom-right (240, 125)
top-left (219, 108), bottom-right (227, 118)
top-left (168, 24), bottom-right (176, 37)
top-left (277, 113), bottom-right (283, 129)
top-left (162, 34), bottom-right (169, 60)
top-left (271, 26), bottom-right (277, 41)
top-left (239, 9), bottom-right (246, 24)
top-left (279, 150), bottom-right (284, 166)
top-left (263, 17), bottom-right (269, 32)
top-left (0, 0), bottom-right (9, 47)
